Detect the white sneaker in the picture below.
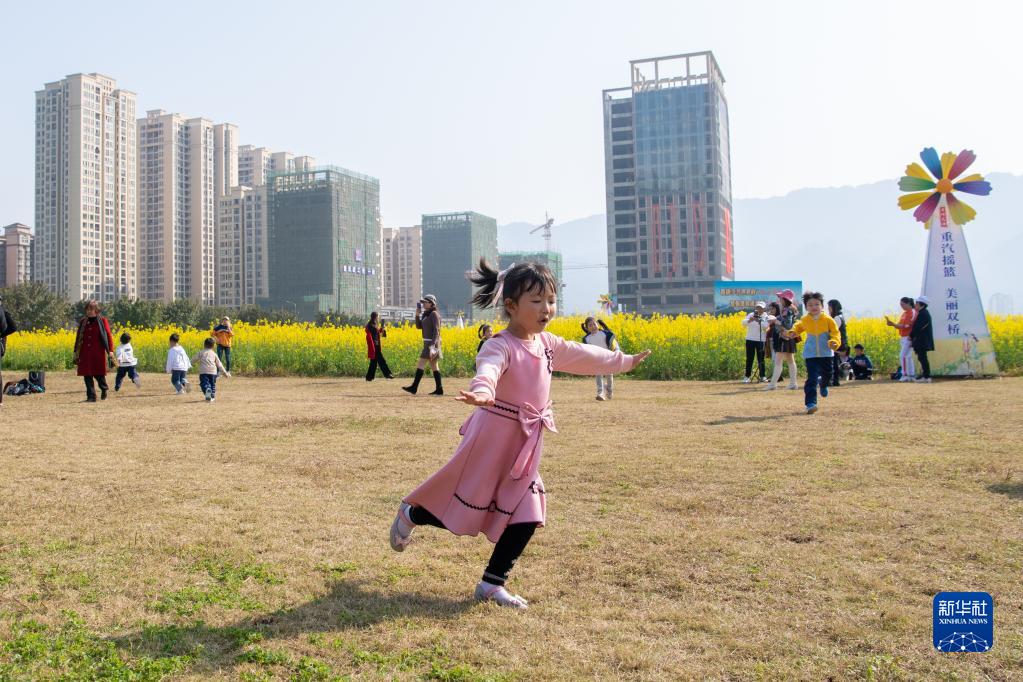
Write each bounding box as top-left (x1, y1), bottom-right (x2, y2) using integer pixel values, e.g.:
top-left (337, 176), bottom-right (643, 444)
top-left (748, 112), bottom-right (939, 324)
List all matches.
top-left (742, 377), bottom-right (752, 384)
top-left (915, 377), bottom-right (932, 383)
top-left (899, 376), bottom-right (913, 382)
top-left (595, 394), bottom-right (606, 401)
top-left (788, 383), bottom-right (799, 390)
top-left (205, 389), bottom-right (213, 401)
top-left (175, 387), bottom-right (184, 395)
top-left (474, 582), bottom-right (528, 609)
top-left (763, 383), bottom-right (777, 391)
top-left (389, 503), bottom-right (414, 552)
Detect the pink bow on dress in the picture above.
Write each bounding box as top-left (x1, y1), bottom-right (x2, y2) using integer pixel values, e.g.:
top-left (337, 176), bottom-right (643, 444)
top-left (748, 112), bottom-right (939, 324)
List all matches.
top-left (510, 402), bottom-right (557, 480)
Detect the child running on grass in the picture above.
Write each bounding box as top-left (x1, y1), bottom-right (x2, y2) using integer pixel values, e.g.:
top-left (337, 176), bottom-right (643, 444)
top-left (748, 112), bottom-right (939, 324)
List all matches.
top-left (192, 337), bottom-right (231, 401)
top-left (782, 291), bottom-right (840, 414)
top-left (114, 332), bottom-right (141, 391)
top-left (389, 259), bottom-right (651, 608)
top-left (581, 317), bottom-right (619, 400)
top-left (166, 333), bottom-right (191, 394)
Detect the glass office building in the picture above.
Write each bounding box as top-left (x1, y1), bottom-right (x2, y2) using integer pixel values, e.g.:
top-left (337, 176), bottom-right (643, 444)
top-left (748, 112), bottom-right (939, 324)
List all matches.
top-left (602, 52), bottom-right (734, 314)
top-left (265, 166), bottom-right (381, 320)
top-left (421, 211), bottom-right (497, 321)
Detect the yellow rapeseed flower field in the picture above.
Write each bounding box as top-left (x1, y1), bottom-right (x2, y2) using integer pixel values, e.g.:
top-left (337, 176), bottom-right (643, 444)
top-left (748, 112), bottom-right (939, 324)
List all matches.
top-left (5, 314), bottom-right (1021, 380)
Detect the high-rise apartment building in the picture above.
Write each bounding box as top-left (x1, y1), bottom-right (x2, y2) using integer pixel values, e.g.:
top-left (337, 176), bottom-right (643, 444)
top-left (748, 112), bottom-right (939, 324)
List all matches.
top-left (602, 52), bottom-right (734, 314)
top-left (213, 123), bottom-right (239, 204)
top-left (238, 146), bottom-right (315, 187)
top-left (421, 212), bottom-right (497, 321)
top-left (0, 223), bottom-right (34, 287)
top-left (34, 73), bottom-right (137, 301)
top-left (381, 225), bottom-right (423, 308)
top-left (217, 185), bottom-right (267, 307)
top-left (266, 167), bottom-right (380, 319)
top-left (137, 110), bottom-right (217, 303)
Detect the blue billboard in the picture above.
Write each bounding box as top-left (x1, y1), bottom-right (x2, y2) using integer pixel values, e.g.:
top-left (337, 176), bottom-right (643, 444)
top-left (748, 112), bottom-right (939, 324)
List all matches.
top-left (714, 281), bottom-right (803, 314)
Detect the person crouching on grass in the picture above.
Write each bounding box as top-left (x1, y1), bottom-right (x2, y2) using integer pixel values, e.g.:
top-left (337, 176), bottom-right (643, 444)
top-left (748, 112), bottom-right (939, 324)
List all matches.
top-left (782, 291), bottom-right (840, 414)
top-left (166, 333), bottom-right (191, 394)
top-left (193, 337), bottom-right (231, 401)
top-left (389, 259), bottom-right (651, 609)
top-left (581, 316), bottom-right (619, 400)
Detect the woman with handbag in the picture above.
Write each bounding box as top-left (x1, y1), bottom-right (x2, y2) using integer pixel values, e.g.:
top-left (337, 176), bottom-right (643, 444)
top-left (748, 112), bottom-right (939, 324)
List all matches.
top-left (72, 300), bottom-right (115, 402)
top-left (403, 294), bottom-right (444, 395)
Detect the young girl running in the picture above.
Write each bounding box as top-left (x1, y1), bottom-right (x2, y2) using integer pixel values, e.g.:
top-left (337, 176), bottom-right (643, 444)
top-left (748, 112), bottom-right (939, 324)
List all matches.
top-left (782, 291), bottom-right (840, 414)
top-left (389, 260), bottom-right (651, 608)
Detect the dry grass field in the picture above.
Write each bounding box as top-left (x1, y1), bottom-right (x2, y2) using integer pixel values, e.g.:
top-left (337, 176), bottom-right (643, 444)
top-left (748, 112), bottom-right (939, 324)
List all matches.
top-left (1, 371), bottom-right (1021, 681)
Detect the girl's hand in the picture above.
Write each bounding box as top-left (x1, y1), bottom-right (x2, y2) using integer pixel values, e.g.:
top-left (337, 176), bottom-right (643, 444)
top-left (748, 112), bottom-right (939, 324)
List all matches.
top-left (455, 390), bottom-right (494, 407)
top-left (630, 350), bottom-right (652, 369)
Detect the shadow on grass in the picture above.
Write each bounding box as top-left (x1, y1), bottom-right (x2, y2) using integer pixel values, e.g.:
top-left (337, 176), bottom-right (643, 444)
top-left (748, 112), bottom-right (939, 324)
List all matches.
top-left (111, 578), bottom-right (474, 676)
top-left (987, 482), bottom-right (1023, 500)
top-left (703, 414), bottom-right (793, 426)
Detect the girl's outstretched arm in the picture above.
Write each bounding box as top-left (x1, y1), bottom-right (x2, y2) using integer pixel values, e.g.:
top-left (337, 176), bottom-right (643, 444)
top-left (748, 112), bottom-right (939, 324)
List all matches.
top-left (548, 333), bottom-right (650, 375)
top-left (461, 335), bottom-right (509, 402)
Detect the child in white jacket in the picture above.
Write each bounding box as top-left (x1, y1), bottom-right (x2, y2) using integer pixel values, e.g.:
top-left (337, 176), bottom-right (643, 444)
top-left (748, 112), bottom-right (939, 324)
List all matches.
top-left (166, 333), bottom-right (191, 394)
top-left (114, 332), bottom-right (141, 391)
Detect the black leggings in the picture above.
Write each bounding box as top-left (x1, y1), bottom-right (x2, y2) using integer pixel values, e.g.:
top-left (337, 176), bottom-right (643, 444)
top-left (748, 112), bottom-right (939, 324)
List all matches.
top-left (915, 349), bottom-right (931, 379)
top-left (744, 340), bottom-right (765, 378)
top-left (409, 506), bottom-right (538, 587)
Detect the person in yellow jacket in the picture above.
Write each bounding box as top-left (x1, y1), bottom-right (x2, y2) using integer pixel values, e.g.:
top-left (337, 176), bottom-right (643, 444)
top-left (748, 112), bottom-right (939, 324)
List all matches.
top-left (210, 316), bottom-right (233, 372)
top-left (782, 291), bottom-right (840, 414)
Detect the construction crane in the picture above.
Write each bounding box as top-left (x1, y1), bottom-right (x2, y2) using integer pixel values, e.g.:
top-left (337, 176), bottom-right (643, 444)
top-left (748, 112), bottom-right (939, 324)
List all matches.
top-left (529, 212), bottom-right (555, 252)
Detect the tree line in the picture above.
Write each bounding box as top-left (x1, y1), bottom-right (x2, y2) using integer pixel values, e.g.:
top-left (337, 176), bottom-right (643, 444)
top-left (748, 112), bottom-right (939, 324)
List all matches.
top-left (0, 282), bottom-right (368, 331)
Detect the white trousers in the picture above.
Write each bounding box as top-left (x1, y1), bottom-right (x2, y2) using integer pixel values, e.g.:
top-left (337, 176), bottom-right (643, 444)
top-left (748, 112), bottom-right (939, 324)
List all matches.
top-left (899, 337), bottom-right (916, 378)
top-left (596, 374), bottom-right (614, 396)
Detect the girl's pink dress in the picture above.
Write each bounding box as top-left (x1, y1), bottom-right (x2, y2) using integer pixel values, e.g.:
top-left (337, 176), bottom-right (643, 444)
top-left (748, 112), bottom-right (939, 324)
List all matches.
top-left (404, 330), bottom-right (635, 543)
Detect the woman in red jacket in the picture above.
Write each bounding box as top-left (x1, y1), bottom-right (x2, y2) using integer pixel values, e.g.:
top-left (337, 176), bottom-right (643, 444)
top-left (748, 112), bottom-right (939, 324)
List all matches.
top-left (365, 312), bottom-right (393, 381)
top-left (72, 300), bottom-right (115, 402)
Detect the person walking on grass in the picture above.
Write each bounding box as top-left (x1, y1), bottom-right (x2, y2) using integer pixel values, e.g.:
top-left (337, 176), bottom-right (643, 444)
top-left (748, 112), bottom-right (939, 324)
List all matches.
top-left (166, 333), bottom-right (191, 394)
top-left (389, 259), bottom-right (651, 609)
top-left (192, 337), bottom-right (230, 401)
top-left (403, 294), bottom-right (443, 396)
top-left (782, 291), bottom-right (840, 415)
top-left (885, 297), bottom-right (917, 382)
top-left (365, 312), bottom-right (394, 381)
top-left (742, 302), bottom-right (772, 383)
top-left (0, 294), bottom-right (17, 407)
top-left (72, 300), bottom-right (115, 402)
top-left (764, 294), bottom-right (799, 391)
top-left (581, 316), bottom-right (619, 400)
top-left (211, 317), bottom-right (233, 372)
top-left (909, 295), bottom-right (934, 383)
top-left (114, 332), bottom-right (141, 391)
top-left (827, 299), bottom-right (848, 387)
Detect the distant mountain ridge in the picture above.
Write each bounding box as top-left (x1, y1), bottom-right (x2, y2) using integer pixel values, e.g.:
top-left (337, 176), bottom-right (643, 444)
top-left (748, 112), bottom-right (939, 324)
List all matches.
top-left (499, 173), bottom-right (1022, 315)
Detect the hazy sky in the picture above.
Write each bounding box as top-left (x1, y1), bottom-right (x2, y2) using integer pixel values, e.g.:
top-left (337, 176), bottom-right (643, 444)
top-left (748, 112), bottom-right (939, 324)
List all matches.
top-left (2, 0), bottom-right (1021, 230)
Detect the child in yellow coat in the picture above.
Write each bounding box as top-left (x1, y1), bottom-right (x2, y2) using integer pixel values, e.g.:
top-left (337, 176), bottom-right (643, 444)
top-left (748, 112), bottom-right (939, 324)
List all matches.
top-left (782, 291), bottom-right (841, 414)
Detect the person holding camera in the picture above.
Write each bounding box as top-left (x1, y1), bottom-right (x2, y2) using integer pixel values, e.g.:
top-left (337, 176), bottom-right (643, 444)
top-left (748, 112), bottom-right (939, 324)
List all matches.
top-left (742, 302), bottom-right (772, 383)
top-left (365, 312), bottom-right (394, 381)
top-left (403, 294), bottom-right (444, 395)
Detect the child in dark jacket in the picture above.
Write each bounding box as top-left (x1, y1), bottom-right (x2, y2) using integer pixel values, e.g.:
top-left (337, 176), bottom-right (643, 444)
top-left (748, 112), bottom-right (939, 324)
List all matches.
top-left (850, 344), bottom-right (874, 380)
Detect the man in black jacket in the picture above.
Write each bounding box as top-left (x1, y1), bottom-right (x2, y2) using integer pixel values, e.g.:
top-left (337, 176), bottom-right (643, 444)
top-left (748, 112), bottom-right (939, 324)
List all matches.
top-left (0, 295), bottom-right (19, 405)
top-left (909, 295), bottom-right (934, 383)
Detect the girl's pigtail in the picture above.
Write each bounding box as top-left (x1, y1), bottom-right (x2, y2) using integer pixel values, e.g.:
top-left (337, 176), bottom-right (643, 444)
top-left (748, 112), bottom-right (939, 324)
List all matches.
top-left (597, 319), bottom-right (612, 333)
top-left (469, 258), bottom-right (500, 309)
